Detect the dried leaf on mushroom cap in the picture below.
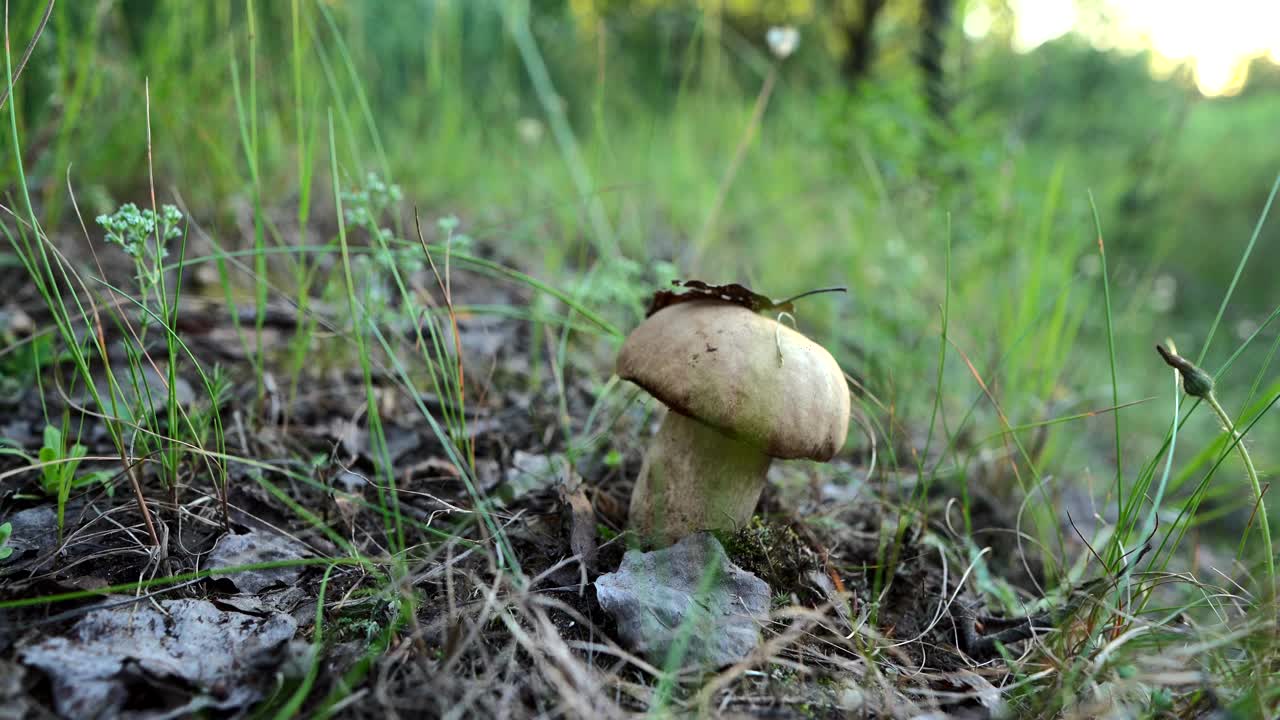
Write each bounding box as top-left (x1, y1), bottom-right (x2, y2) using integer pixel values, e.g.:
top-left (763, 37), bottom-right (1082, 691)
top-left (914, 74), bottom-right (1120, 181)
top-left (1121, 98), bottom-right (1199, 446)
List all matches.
top-left (645, 279), bottom-right (846, 318)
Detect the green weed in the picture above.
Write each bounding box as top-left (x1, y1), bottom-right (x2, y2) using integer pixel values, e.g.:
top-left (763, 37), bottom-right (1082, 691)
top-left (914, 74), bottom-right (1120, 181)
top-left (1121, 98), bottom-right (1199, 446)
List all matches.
top-left (0, 521), bottom-right (14, 561)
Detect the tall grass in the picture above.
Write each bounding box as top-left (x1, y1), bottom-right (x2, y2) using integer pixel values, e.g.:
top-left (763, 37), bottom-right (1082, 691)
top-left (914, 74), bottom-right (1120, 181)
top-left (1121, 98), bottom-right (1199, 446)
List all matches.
top-left (3, 1), bottom-right (1280, 716)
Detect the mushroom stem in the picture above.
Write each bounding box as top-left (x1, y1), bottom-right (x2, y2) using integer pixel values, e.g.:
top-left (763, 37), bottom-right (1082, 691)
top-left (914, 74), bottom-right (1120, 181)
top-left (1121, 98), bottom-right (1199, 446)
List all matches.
top-left (629, 411), bottom-right (772, 546)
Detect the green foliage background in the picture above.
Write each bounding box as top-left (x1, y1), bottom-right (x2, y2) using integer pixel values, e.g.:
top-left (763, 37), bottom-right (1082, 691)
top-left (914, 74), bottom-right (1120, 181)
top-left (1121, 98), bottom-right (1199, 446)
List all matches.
top-left (4, 0), bottom-right (1280, 523)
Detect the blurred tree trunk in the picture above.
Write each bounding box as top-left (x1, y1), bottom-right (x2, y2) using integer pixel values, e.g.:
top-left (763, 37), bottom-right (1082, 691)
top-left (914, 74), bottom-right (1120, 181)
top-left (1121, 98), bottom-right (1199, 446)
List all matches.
top-left (917, 0), bottom-right (952, 125)
top-left (842, 0), bottom-right (887, 82)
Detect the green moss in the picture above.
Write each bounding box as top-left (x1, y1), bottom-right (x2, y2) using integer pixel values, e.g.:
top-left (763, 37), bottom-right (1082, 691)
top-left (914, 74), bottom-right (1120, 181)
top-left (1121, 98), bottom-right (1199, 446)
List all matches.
top-left (718, 516), bottom-right (822, 601)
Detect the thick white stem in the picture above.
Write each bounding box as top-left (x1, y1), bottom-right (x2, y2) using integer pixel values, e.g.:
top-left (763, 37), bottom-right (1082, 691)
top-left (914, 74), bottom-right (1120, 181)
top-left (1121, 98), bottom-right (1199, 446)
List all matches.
top-left (629, 411), bottom-right (772, 546)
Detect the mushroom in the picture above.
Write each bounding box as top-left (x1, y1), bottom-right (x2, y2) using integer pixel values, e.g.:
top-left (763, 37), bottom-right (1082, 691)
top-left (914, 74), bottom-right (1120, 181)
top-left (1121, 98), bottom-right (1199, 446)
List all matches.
top-left (617, 299), bottom-right (851, 545)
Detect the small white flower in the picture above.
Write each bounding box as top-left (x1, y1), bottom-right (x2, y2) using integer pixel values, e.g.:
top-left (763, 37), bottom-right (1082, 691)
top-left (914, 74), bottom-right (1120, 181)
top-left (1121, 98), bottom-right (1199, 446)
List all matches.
top-left (516, 117), bottom-right (544, 145)
top-left (766, 26), bottom-right (799, 60)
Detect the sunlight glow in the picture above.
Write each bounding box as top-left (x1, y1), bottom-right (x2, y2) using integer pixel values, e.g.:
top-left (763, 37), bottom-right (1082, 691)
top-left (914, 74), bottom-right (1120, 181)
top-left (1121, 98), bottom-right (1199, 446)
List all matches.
top-left (963, 5), bottom-right (992, 39)
top-left (1009, 0), bottom-right (1076, 52)
top-left (999, 0), bottom-right (1280, 97)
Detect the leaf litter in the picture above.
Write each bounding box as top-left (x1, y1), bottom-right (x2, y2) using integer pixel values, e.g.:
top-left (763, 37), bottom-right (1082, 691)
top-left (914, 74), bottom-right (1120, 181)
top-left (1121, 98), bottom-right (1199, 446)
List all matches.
top-left (20, 598), bottom-right (297, 719)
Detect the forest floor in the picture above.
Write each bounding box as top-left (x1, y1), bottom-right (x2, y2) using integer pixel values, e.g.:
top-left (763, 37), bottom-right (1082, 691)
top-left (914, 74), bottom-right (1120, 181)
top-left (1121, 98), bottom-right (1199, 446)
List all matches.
top-left (0, 240), bottom-right (1214, 720)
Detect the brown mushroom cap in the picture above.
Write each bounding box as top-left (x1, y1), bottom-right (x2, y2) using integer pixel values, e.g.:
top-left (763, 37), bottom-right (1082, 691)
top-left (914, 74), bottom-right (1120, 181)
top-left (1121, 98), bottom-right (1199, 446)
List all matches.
top-left (617, 299), bottom-right (851, 460)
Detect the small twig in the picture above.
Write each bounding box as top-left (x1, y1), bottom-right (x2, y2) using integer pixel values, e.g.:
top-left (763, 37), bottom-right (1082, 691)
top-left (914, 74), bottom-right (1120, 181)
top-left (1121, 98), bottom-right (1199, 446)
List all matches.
top-left (771, 286), bottom-right (848, 308)
top-left (0, 0), bottom-right (55, 111)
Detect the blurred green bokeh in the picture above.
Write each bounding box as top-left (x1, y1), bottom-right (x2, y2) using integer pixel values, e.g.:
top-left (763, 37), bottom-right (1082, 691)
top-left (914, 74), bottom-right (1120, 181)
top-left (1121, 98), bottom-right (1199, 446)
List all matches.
top-left (3, 0), bottom-right (1279, 492)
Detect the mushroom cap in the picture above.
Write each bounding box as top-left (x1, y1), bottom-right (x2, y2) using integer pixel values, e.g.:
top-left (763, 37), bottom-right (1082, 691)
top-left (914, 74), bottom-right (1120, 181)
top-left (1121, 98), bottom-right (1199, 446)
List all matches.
top-left (617, 299), bottom-right (851, 461)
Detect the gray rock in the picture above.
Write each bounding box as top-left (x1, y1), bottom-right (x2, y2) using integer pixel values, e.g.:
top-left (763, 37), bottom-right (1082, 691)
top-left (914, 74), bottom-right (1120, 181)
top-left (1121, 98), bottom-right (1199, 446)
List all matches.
top-left (207, 530), bottom-right (306, 594)
top-left (0, 658), bottom-right (30, 720)
top-left (0, 505), bottom-right (61, 565)
top-left (0, 502), bottom-right (87, 573)
top-left (498, 451), bottom-right (565, 505)
top-left (20, 598), bottom-right (296, 719)
top-left (594, 533), bottom-right (770, 669)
